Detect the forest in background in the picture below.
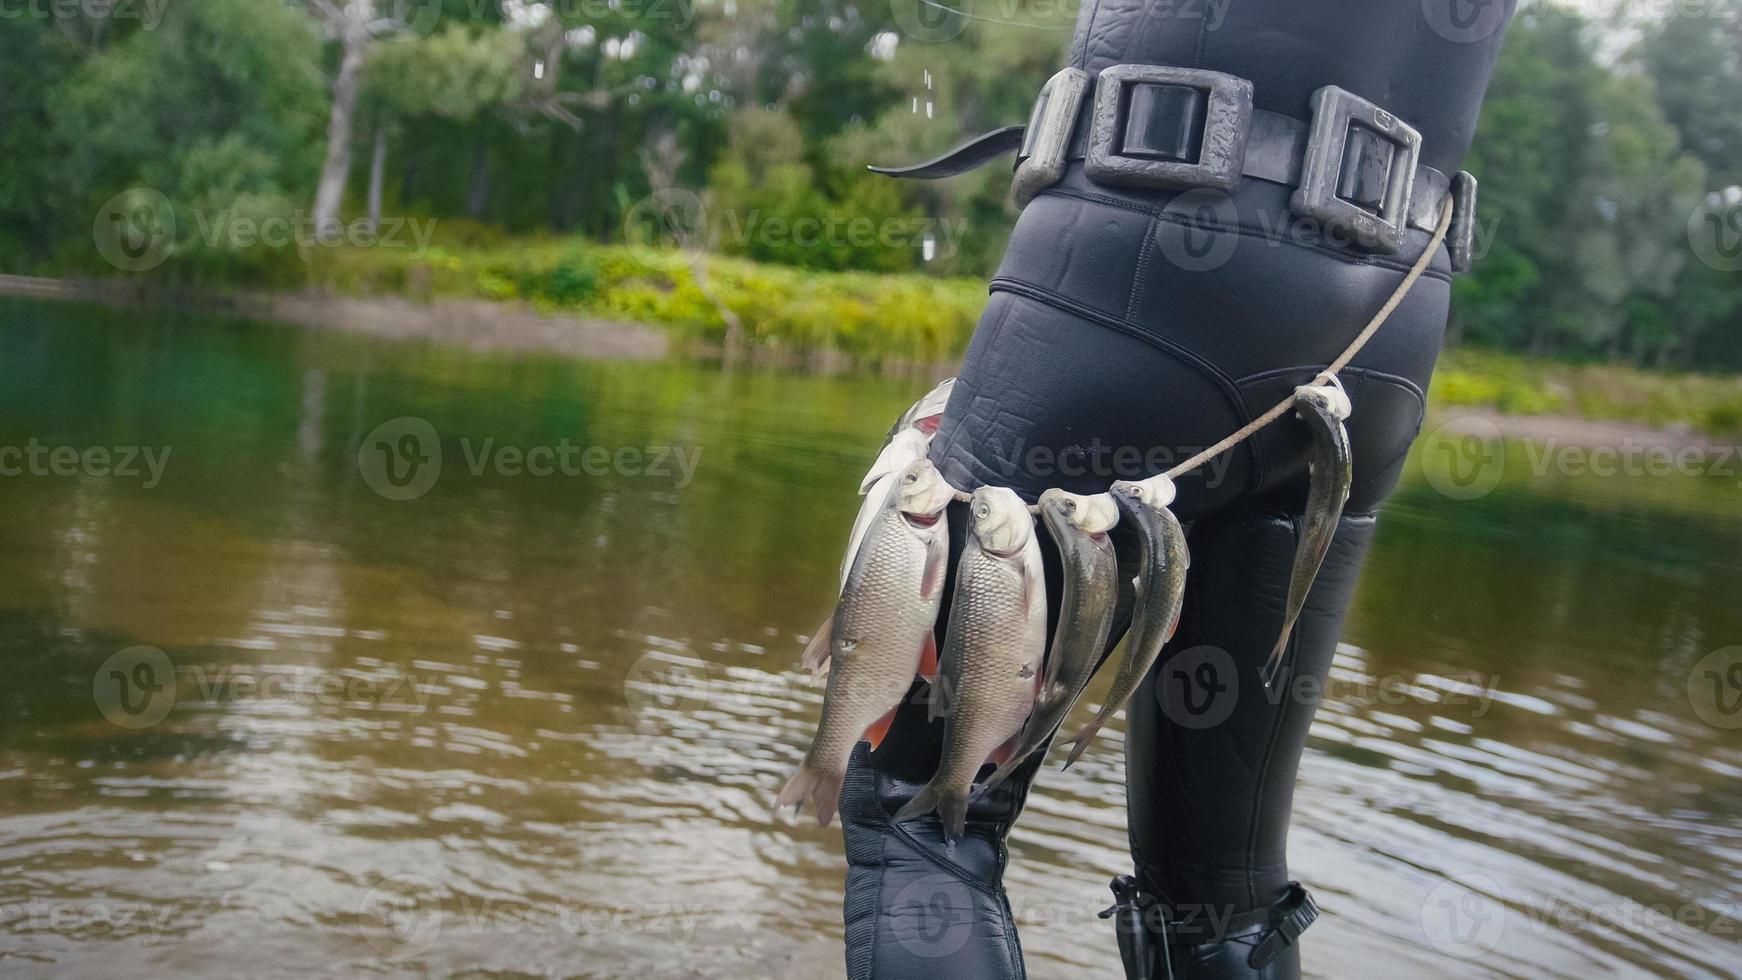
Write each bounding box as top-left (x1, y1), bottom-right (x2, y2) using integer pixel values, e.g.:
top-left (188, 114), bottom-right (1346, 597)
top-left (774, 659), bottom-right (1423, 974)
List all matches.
top-left (2, 0), bottom-right (1742, 370)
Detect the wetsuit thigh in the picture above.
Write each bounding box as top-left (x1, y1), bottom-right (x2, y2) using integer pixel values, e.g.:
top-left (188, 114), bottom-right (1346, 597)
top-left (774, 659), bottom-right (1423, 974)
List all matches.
top-left (1125, 508), bottom-right (1378, 977)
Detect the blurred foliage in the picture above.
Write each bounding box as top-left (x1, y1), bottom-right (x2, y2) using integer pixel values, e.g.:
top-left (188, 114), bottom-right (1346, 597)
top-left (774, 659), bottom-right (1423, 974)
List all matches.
top-left (2, 0), bottom-right (1742, 370)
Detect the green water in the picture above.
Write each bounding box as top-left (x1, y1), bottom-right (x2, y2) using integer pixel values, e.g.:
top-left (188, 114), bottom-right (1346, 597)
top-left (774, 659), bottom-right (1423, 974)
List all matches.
top-left (1, 298), bottom-right (1738, 978)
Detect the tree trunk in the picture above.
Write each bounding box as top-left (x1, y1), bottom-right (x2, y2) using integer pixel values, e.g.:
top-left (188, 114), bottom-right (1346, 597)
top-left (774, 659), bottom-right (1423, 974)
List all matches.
top-left (311, 0), bottom-right (373, 241)
top-left (466, 138), bottom-right (491, 220)
top-left (366, 122), bottom-right (387, 232)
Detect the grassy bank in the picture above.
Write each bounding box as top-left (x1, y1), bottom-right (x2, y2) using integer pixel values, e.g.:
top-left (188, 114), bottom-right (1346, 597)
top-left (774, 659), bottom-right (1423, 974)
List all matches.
top-left (268, 234), bottom-right (1742, 437)
top-left (306, 232), bottom-right (988, 366)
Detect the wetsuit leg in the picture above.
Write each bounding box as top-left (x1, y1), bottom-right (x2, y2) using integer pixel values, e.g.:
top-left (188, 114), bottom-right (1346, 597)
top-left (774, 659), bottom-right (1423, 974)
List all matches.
top-left (1126, 508), bottom-right (1380, 978)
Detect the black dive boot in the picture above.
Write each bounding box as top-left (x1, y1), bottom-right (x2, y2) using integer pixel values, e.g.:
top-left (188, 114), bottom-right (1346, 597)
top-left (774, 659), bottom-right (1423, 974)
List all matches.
top-left (1103, 875), bottom-right (1320, 980)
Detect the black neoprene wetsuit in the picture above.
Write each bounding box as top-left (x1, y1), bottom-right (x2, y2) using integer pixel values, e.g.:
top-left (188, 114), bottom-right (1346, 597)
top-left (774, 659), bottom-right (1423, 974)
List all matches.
top-left (840, 2), bottom-right (1517, 977)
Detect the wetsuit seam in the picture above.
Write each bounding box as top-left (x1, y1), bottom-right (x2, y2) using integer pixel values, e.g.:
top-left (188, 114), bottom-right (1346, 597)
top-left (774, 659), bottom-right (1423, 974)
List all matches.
top-left (885, 818), bottom-right (1005, 900)
top-left (1246, 518), bottom-right (1296, 911)
top-left (1127, 215), bottom-right (1157, 322)
top-left (988, 278), bottom-right (1253, 424)
top-left (1038, 186), bottom-right (1457, 282)
top-left (1236, 363), bottom-right (1429, 412)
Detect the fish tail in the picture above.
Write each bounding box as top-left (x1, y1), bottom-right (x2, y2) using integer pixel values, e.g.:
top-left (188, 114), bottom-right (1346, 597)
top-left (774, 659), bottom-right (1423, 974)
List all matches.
top-left (890, 783), bottom-right (940, 826)
top-left (1260, 632), bottom-right (1292, 689)
top-left (776, 757), bottom-right (845, 828)
top-left (1058, 715), bottom-right (1107, 770)
top-left (894, 783), bottom-right (970, 840)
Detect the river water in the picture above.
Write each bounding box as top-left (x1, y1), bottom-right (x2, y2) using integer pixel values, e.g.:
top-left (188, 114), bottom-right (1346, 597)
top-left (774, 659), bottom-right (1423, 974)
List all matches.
top-left (1, 298), bottom-right (1738, 978)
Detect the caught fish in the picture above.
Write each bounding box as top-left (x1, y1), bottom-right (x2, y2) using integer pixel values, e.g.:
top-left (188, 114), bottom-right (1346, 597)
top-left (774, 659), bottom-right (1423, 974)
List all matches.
top-left (778, 458), bottom-right (954, 827)
top-left (982, 489), bottom-right (1120, 791)
top-left (1258, 379), bottom-right (1353, 688)
top-left (1060, 473), bottom-right (1189, 769)
top-left (844, 429), bottom-right (932, 589)
top-left (893, 486), bottom-right (1047, 840)
top-left (885, 376), bottom-right (955, 442)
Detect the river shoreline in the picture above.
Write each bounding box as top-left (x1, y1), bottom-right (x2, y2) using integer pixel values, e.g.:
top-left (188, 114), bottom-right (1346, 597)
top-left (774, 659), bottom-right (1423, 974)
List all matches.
top-left (1, 272), bottom-right (1728, 451)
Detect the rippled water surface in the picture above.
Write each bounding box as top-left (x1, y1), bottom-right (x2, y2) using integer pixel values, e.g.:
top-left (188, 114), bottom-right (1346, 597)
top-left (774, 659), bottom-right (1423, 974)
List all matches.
top-left (2, 298), bottom-right (1739, 978)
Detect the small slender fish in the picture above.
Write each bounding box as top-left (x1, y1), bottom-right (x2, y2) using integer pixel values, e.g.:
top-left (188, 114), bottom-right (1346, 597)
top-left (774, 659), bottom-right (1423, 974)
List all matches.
top-left (982, 489), bottom-right (1120, 791)
top-left (778, 458), bottom-right (954, 827)
top-left (1060, 473), bottom-right (1189, 769)
top-left (1259, 380), bottom-right (1354, 688)
top-left (893, 486), bottom-right (1046, 840)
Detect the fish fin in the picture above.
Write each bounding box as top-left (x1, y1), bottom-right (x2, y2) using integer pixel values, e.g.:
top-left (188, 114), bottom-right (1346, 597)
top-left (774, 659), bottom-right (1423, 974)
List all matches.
top-left (893, 784), bottom-right (969, 840)
top-left (920, 536), bottom-right (947, 601)
top-left (862, 707), bottom-right (899, 750)
top-left (811, 771), bottom-right (847, 828)
top-left (891, 783), bottom-right (940, 826)
top-left (917, 631), bottom-right (939, 681)
top-left (987, 730), bottom-right (1022, 768)
top-left (926, 673), bottom-right (953, 723)
top-left (801, 614), bottom-right (834, 675)
top-left (914, 415), bottom-right (942, 435)
top-left (775, 760), bottom-right (821, 816)
top-left (1059, 714), bottom-right (1108, 770)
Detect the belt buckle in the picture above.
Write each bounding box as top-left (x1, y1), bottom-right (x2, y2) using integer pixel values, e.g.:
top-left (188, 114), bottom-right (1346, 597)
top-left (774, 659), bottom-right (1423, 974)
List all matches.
top-left (1292, 84), bottom-right (1423, 254)
top-left (1012, 67), bottom-right (1091, 208)
top-left (1084, 65), bottom-right (1253, 192)
top-left (1447, 170), bottom-right (1478, 272)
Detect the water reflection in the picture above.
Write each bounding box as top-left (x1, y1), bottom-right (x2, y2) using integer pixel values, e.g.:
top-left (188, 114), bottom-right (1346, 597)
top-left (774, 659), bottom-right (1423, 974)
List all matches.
top-left (0, 298), bottom-right (1737, 977)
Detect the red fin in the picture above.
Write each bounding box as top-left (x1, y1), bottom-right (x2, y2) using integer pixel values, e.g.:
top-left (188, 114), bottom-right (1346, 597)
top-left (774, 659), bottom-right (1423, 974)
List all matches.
top-left (917, 631), bottom-right (939, 681)
top-left (988, 730), bottom-right (1022, 768)
top-left (863, 707), bottom-right (899, 750)
top-left (914, 415), bottom-right (942, 435)
top-left (1165, 615), bottom-right (1180, 642)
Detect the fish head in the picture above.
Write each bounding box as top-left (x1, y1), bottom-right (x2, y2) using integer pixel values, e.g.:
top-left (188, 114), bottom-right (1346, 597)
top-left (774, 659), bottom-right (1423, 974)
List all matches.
top-left (1296, 379), bottom-right (1352, 421)
top-left (1110, 473), bottom-right (1177, 515)
top-left (893, 458), bottom-right (954, 529)
top-left (860, 428), bottom-right (932, 494)
top-left (967, 486), bottom-right (1033, 556)
top-left (1038, 489), bottom-right (1119, 537)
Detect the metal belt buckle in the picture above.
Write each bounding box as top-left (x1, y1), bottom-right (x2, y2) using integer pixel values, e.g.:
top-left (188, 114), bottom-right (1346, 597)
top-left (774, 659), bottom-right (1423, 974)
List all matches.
top-left (1292, 85), bottom-right (1423, 254)
top-left (1012, 67), bottom-right (1091, 208)
top-left (1448, 170), bottom-right (1478, 272)
top-left (1084, 65), bottom-right (1253, 192)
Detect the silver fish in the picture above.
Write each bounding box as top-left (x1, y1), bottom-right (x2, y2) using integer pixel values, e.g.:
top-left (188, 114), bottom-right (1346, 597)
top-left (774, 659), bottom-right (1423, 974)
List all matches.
top-left (778, 458), bottom-right (954, 827)
top-left (982, 489), bottom-right (1120, 791)
top-left (1061, 473), bottom-right (1189, 768)
top-left (844, 429), bottom-right (932, 590)
top-left (893, 486), bottom-right (1046, 840)
top-left (1259, 381), bottom-right (1353, 688)
top-left (883, 376), bottom-right (955, 444)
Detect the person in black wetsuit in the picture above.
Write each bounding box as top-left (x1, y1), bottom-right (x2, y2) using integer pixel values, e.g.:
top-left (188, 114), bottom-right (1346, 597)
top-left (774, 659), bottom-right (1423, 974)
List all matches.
top-left (837, 1), bottom-right (1518, 978)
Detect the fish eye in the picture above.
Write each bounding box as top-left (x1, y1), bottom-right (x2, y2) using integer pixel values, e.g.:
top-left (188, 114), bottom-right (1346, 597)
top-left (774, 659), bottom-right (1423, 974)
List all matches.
top-left (903, 472), bottom-right (919, 484)
top-left (975, 504), bottom-right (990, 519)
top-left (1063, 499), bottom-right (1077, 512)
